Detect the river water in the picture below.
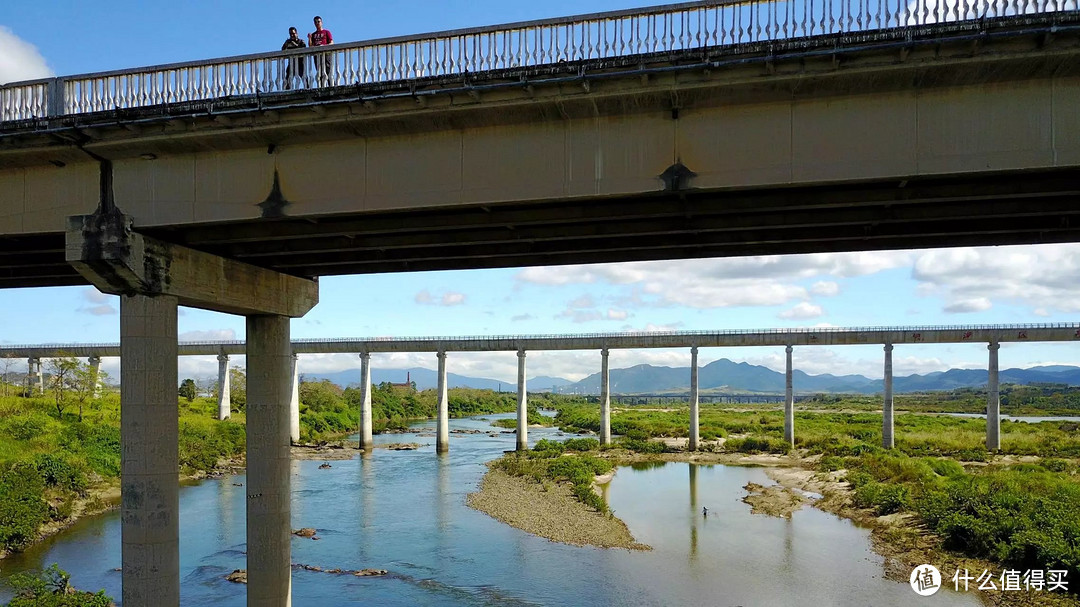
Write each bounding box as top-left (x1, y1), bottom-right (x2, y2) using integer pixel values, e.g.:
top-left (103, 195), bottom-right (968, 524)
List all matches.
top-left (0, 413), bottom-right (980, 606)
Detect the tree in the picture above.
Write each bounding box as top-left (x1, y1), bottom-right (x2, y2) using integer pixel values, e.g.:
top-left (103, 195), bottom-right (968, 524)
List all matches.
top-left (228, 367), bottom-right (247, 408)
top-left (71, 363), bottom-right (107, 423)
top-left (45, 356), bottom-right (79, 418)
top-left (0, 355), bottom-right (16, 397)
top-left (5, 563), bottom-right (113, 607)
top-left (299, 379), bottom-right (345, 411)
top-left (178, 378), bottom-right (198, 402)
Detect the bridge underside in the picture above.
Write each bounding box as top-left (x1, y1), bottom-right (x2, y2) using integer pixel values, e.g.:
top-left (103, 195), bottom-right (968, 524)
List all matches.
top-left (3, 15), bottom-right (1080, 288)
top-left (5, 166), bottom-right (1080, 288)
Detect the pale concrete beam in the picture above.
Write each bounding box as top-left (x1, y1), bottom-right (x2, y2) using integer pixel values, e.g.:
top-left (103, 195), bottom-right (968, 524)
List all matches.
top-left (217, 353), bottom-right (231, 421)
top-left (987, 342), bottom-right (1001, 451)
top-left (883, 344), bottom-right (894, 449)
top-left (436, 351), bottom-right (449, 454)
top-left (784, 345), bottom-right (794, 447)
top-left (689, 346), bottom-right (700, 451)
top-left (358, 353), bottom-right (373, 451)
top-left (289, 353), bottom-right (300, 444)
top-left (120, 294), bottom-right (179, 607)
top-left (245, 315), bottom-right (293, 607)
top-left (516, 349), bottom-right (527, 451)
top-left (599, 348), bottom-right (611, 446)
top-left (67, 212), bottom-right (317, 317)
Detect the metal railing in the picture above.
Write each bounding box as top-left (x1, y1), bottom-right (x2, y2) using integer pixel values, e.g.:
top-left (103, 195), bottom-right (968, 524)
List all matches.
top-left (2, 0), bottom-right (1075, 122)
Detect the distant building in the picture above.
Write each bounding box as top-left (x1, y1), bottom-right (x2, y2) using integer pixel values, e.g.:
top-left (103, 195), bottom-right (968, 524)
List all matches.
top-left (389, 372), bottom-right (415, 392)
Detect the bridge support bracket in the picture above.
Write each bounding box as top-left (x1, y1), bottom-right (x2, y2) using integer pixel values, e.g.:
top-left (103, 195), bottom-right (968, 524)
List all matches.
top-left (66, 210), bottom-right (318, 317)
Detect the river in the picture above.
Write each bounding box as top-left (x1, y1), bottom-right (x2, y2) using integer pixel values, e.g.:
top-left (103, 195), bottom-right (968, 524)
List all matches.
top-left (0, 413), bottom-right (980, 606)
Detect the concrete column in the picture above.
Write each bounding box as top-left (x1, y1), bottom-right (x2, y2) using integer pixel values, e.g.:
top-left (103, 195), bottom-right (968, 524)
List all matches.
top-left (289, 353), bottom-right (300, 445)
top-left (784, 345), bottom-right (794, 447)
top-left (120, 294), bottom-right (179, 607)
top-left (358, 353), bottom-right (373, 451)
top-left (516, 349), bottom-right (528, 451)
top-left (689, 346), bottom-right (700, 451)
top-left (882, 344), bottom-right (894, 449)
top-left (35, 358), bottom-right (44, 395)
top-left (216, 354), bottom-right (231, 421)
top-left (436, 351), bottom-right (449, 454)
top-left (25, 358), bottom-right (34, 396)
top-left (987, 342), bottom-right (1001, 451)
top-left (88, 355), bottom-right (102, 398)
top-left (245, 315), bottom-right (293, 607)
top-left (600, 348), bottom-right (611, 446)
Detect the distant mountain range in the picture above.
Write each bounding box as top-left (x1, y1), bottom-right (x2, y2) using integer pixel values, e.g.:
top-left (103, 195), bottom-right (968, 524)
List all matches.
top-left (303, 361), bottom-right (1080, 395)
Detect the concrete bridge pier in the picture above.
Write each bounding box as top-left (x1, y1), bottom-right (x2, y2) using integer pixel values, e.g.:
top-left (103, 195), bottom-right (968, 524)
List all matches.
top-left (882, 344), bottom-right (894, 449)
top-left (784, 345), bottom-right (794, 447)
top-left (358, 353), bottom-right (373, 451)
top-left (68, 209), bottom-right (317, 607)
top-left (289, 353), bottom-right (300, 444)
top-left (436, 351), bottom-right (449, 453)
top-left (25, 357), bottom-right (35, 395)
top-left (987, 342), bottom-right (1001, 451)
top-left (217, 353), bottom-right (231, 420)
top-left (689, 346), bottom-right (699, 451)
top-left (88, 355), bottom-right (102, 398)
top-left (517, 349), bottom-right (527, 451)
top-left (600, 348), bottom-right (611, 446)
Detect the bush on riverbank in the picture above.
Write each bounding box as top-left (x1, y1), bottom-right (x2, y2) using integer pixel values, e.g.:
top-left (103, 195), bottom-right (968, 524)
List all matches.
top-left (3, 563), bottom-right (113, 607)
top-left (494, 440), bottom-right (614, 514)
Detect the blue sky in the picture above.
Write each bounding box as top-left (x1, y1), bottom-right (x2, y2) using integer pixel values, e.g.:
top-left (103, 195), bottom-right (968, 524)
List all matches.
top-left (2, 1), bottom-right (1078, 384)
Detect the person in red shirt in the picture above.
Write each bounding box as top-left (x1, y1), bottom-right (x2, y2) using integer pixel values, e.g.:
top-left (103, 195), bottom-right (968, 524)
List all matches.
top-left (308, 16), bottom-right (334, 86)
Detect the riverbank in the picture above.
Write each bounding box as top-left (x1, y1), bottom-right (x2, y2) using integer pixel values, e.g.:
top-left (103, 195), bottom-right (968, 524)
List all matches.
top-left (466, 467), bottom-right (649, 550)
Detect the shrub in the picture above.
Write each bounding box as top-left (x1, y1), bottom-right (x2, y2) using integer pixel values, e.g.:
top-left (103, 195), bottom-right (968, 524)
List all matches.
top-left (5, 563), bottom-right (113, 607)
top-left (0, 463), bottom-right (48, 552)
top-left (33, 454), bottom-right (88, 494)
top-left (562, 438), bottom-right (600, 452)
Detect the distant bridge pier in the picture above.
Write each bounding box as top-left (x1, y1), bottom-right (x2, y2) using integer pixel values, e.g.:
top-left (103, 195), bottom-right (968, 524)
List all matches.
top-left (987, 342), bottom-right (1001, 450)
top-left (784, 346), bottom-right (794, 447)
top-left (689, 346), bottom-right (700, 451)
top-left (67, 209), bottom-right (317, 607)
top-left (358, 353), bottom-right (373, 451)
top-left (88, 355), bottom-right (102, 398)
top-left (290, 353), bottom-right (301, 444)
top-left (883, 344), bottom-right (894, 449)
top-left (600, 348), bottom-right (611, 446)
top-left (216, 353), bottom-right (231, 420)
top-left (24, 357), bottom-right (36, 395)
top-left (517, 349), bottom-right (527, 451)
top-left (437, 351), bottom-right (449, 453)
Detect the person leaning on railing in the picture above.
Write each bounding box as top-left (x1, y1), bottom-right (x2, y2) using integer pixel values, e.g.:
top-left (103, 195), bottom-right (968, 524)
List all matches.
top-left (281, 26), bottom-right (306, 89)
top-left (308, 15), bottom-right (334, 86)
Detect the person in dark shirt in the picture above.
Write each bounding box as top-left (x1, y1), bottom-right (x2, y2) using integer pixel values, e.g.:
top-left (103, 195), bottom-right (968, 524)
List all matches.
top-left (281, 27), bottom-right (306, 89)
top-left (308, 16), bottom-right (334, 86)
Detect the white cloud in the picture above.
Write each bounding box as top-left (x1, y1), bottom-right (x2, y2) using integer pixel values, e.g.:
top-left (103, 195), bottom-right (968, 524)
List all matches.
top-left (179, 329), bottom-right (237, 341)
top-left (415, 290), bottom-right (434, 304)
top-left (76, 288), bottom-right (118, 316)
top-left (441, 292), bottom-right (465, 306)
top-left (416, 289), bottom-right (466, 306)
top-left (0, 27), bottom-right (52, 84)
top-left (913, 244), bottom-right (1080, 313)
top-left (811, 281), bottom-right (840, 296)
top-left (943, 298), bottom-right (992, 314)
top-left (510, 313), bottom-right (534, 322)
top-left (778, 302), bottom-right (823, 320)
top-left (606, 308), bottom-right (628, 320)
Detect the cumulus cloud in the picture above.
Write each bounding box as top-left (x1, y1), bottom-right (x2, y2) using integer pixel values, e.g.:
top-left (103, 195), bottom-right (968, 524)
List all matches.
top-left (515, 252), bottom-right (910, 310)
top-left (943, 298), bottom-right (993, 314)
top-left (778, 302), bottom-right (824, 320)
top-left (0, 27), bottom-right (52, 84)
top-left (913, 244), bottom-right (1080, 313)
top-left (77, 288), bottom-right (118, 316)
top-left (416, 289), bottom-right (466, 306)
top-left (811, 281), bottom-right (840, 296)
top-left (179, 329), bottom-right (237, 341)
top-left (606, 308), bottom-right (628, 320)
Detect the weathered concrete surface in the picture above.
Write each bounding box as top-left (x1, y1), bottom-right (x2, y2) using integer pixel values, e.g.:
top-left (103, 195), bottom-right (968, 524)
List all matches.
top-left (600, 348), bottom-right (610, 446)
top-left (245, 315), bottom-right (293, 607)
top-left (784, 345), bottom-right (794, 447)
top-left (120, 294), bottom-right (179, 607)
top-left (987, 342), bottom-right (1001, 451)
top-left (883, 344), bottom-right (894, 449)
top-left (358, 352), bottom-right (373, 451)
top-left (436, 351), bottom-right (449, 453)
top-left (689, 346), bottom-right (699, 451)
top-left (516, 350), bottom-right (527, 451)
top-left (289, 353), bottom-right (300, 444)
top-left (66, 211), bottom-right (317, 317)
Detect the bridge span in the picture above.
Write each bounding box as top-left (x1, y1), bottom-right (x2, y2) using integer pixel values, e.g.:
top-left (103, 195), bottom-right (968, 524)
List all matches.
top-left (3, 0), bottom-right (1080, 604)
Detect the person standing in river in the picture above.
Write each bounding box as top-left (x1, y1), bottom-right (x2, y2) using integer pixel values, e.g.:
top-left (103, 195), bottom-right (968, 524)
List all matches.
top-left (281, 27), bottom-right (306, 89)
top-left (702, 506), bottom-right (708, 518)
top-left (308, 16), bottom-right (334, 86)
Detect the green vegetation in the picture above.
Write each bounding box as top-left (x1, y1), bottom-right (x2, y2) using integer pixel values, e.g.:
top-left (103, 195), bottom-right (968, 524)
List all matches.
top-left (493, 437), bottom-right (612, 513)
top-left (3, 563), bottom-right (113, 607)
top-left (489, 406), bottom-right (555, 429)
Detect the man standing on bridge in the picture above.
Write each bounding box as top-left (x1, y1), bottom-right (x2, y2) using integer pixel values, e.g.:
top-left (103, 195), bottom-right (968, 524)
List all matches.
top-left (308, 16), bottom-right (334, 86)
top-left (281, 27), bottom-right (306, 89)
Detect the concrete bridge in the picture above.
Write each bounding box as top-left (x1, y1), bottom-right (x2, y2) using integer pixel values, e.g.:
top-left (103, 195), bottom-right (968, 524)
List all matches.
top-left (2, 0), bottom-right (1080, 604)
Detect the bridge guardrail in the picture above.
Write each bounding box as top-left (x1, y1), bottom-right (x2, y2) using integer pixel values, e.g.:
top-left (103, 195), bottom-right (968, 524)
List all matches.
top-left (2, 0), bottom-right (1076, 122)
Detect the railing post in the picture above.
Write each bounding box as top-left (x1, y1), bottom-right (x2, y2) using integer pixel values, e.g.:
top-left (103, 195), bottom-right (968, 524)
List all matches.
top-left (47, 78), bottom-right (66, 117)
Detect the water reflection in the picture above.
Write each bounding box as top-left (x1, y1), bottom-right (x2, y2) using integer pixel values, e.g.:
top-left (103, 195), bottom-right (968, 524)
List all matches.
top-left (688, 464), bottom-right (698, 562)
